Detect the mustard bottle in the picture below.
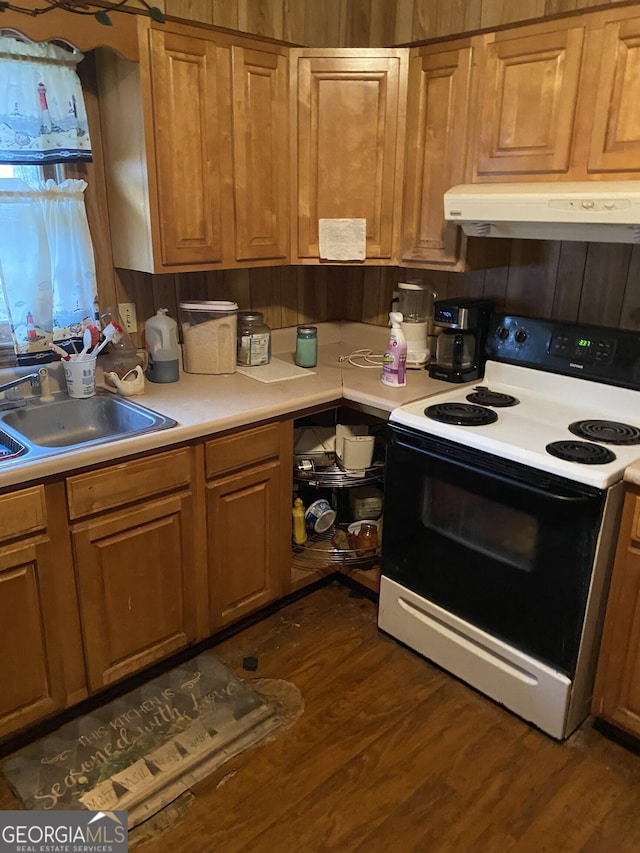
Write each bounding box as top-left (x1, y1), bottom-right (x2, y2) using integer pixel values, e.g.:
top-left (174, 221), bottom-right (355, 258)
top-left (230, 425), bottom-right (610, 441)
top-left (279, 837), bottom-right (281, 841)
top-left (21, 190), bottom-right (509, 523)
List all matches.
top-left (292, 498), bottom-right (307, 545)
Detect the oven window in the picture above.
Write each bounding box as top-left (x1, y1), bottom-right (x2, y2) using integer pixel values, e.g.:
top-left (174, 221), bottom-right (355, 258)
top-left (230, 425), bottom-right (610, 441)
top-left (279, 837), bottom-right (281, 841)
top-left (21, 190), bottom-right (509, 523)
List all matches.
top-left (422, 480), bottom-right (538, 572)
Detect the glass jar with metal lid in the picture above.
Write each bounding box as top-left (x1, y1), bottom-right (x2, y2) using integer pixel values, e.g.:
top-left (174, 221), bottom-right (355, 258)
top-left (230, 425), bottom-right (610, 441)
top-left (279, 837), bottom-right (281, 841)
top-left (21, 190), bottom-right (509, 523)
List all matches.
top-left (295, 325), bottom-right (318, 368)
top-left (237, 311), bottom-right (271, 366)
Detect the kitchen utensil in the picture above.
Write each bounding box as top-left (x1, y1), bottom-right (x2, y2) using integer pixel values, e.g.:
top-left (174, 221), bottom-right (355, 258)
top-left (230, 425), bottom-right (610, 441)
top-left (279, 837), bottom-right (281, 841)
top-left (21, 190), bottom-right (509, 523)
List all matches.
top-left (91, 322), bottom-right (124, 359)
top-left (78, 325), bottom-right (100, 360)
top-left (50, 343), bottom-right (71, 361)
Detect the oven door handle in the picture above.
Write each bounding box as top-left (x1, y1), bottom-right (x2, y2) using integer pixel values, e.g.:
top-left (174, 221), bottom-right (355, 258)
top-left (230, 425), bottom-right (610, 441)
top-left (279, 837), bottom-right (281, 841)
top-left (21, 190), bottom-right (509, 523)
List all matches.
top-left (473, 468), bottom-right (596, 504)
top-left (392, 435), bottom-right (599, 504)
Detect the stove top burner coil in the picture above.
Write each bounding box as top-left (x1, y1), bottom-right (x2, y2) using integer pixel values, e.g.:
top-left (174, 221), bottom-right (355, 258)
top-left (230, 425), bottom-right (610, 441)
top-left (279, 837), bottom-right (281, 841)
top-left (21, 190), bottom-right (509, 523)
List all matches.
top-left (425, 402), bottom-right (499, 426)
top-left (546, 440), bottom-right (617, 465)
top-left (568, 419), bottom-right (640, 445)
top-left (466, 387), bottom-right (520, 408)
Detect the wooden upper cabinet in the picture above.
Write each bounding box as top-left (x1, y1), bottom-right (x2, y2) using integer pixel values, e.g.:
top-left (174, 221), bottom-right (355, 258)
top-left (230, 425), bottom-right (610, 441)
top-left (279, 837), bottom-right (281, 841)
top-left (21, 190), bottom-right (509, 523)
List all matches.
top-left (292, 49), bottom-right (407, 263)
top-left (469, 7), bottom-right (640, 183)
top-left (97, 18), bottom-right (225, 272)
top-left (97, 19), bottom-right (289, 273)
top-left (148, 28), bottom-right (223, 267)
top-left (400, 41), bottom-right (473, 270)
top-left (583, 15), bottom-right (640, 175)
top-left (231, 45), bottom-right (289, 262)
top-left (472, 22), bottom-right (586, 180)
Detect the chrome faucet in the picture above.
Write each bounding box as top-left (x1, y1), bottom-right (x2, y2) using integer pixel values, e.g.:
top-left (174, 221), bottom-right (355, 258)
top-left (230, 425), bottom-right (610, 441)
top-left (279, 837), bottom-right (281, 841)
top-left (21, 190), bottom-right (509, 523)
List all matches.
top-left (0, 367), bottom-right (51, 409)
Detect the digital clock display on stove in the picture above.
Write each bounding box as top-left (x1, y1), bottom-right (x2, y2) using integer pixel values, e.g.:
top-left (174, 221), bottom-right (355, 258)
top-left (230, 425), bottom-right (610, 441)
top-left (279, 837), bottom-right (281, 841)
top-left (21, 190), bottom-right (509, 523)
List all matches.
top-left (550, 331), bottom-right (615, 364)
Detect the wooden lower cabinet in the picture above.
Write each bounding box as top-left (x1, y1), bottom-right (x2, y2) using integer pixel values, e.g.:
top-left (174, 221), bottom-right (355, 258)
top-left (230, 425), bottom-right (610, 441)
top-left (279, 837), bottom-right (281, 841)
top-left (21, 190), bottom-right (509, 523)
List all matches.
top-left (593, 487), bottom-right (640, 739)
top-left (67, 448), bottom-right (206, 693)
top-left (0, 483), bottom-right (86, 739)
top-left (205, 420), bottom-right (293, 629)
top-left (0, 418), bottom-right (295, 737)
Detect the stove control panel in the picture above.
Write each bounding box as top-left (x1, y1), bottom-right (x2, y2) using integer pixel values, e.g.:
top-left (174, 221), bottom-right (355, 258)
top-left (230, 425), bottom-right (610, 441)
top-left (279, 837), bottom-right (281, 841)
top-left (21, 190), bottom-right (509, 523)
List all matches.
top-left (487, 315), bottom-right (640, 390)
top-left (549, 331), bottom-right (616, 365)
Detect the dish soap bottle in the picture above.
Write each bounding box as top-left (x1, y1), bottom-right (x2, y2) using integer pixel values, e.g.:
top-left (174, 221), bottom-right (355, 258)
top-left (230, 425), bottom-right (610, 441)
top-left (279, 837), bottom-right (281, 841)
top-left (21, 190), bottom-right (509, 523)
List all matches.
top-left (145, 308), bottom-right (179, 383)
top-left (381, 311), bottom-right (407, 387)
top-left (292, 497), bottom-right (307, 545)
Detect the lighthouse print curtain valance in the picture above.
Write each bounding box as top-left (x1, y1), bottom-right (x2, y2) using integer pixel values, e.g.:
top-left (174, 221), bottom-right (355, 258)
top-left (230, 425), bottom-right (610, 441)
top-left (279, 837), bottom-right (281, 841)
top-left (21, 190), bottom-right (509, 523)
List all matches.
top-left (0, 178), bottom-right (99, 365)
top-left (0, 36), bottom-right (92, 164)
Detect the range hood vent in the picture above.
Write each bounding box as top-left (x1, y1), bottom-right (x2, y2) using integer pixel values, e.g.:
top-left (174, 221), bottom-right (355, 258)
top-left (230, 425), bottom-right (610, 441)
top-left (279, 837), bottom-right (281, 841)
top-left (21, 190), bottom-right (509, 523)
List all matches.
top-left (444, 182), bottom-right (640, 244)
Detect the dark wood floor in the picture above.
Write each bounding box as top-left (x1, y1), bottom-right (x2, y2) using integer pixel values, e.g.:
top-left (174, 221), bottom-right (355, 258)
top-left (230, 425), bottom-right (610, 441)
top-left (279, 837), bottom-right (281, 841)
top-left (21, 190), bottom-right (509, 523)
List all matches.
top-left (3, 582), bottom-right (640, 851)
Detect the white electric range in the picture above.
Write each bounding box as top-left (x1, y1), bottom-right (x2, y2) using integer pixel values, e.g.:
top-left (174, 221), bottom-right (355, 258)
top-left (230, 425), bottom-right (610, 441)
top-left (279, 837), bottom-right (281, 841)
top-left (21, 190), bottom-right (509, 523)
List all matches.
top-left (379, 314), bottom-right (640, 739)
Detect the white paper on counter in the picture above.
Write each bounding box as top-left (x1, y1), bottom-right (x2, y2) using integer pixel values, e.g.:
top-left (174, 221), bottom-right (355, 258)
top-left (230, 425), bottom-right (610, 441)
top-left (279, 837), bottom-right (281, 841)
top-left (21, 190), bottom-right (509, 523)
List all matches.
top-left (318, 218), bottom-right (366, 261)
top-left (236, 357), bottom-right (315, 383)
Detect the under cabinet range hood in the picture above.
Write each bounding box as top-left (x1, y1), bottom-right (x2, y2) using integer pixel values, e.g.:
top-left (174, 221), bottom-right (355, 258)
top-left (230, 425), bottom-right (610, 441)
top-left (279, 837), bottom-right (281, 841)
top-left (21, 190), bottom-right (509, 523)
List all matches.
top-left (444, 182), bottom-right (640, 244)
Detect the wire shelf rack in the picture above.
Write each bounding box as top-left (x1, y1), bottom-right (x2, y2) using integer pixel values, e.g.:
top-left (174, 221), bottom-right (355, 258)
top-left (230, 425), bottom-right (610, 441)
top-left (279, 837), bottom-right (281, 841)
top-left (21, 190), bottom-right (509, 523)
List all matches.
top-left (292, 525), bottom-right (380, 571)
top-left (294, 461), bottom-right (384, 489)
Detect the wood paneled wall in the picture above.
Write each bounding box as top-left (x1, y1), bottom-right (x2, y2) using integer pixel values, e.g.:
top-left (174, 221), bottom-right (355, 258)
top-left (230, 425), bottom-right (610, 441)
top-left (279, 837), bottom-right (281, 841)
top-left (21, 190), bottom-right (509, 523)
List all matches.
top-left (161, 0), bottom-right (632, 44)
top-left (97, 0), bottom-right (640, 342)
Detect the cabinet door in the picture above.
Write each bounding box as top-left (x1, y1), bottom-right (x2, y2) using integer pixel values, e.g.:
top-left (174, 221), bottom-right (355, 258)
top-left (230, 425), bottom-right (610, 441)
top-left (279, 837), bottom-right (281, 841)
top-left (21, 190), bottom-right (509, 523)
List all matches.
top-left (72, 495), bottom-right (197, 691)
top-left (586, 17), bottom-right (640, 175)
top-left (0, 484), bottom-right (84, 738)
top-left (0, 542), bottom-right (66, 737)
top-left (473, 24), bottom-right (585, 179)
top-left (149, 27), bottom-right (224, 266)
top-left (593, 491), bottom-right (640, 738)
top-left (400, 42), bottom-right (473, 269)
top-left (207, 461), bottom-right (285, 629)
top-left (293, 50), bottom-right (407, 261)
top-left (231, 45), bottom-right (289, 262)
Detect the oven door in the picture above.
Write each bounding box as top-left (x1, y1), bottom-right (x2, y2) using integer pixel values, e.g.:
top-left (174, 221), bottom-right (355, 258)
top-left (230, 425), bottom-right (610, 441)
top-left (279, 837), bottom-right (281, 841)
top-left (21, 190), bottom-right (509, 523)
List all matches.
top-left (382, 424), bottom-right (607, 675)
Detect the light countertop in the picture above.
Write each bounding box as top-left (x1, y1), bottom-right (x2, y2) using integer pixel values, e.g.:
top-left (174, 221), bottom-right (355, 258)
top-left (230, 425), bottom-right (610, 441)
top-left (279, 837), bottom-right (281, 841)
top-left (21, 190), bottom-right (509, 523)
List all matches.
top-left (624, 461), bottom-right (640, 486)
top-left (0, 322), bottom-right (452, 490)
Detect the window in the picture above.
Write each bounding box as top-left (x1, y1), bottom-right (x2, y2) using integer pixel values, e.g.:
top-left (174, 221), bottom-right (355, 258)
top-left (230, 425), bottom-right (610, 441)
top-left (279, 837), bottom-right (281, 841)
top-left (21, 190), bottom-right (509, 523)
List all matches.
top-left (0, 36), bottom-right (96, 366)
top-left (0, 164), bottom-right (62, 364)
top-left (0, 165), bottom-right (44, 360)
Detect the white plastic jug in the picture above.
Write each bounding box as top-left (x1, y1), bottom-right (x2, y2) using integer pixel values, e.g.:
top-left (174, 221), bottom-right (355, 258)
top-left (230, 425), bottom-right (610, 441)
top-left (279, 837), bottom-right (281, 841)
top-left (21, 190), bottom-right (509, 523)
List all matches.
top-left (145, 308), bottom-right (179, 383)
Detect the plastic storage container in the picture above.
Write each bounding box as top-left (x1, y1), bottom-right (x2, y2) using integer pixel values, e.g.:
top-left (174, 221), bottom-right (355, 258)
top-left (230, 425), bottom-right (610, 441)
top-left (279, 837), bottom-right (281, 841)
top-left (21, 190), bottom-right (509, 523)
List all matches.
top-left (295, 325), bottom-right (318, 368)
top-left (145, 308), bottom-right (179, 383)
top-left (179, 301), bottom-right (238, 375)
top-left (237, 311), bottom-right (271, 366)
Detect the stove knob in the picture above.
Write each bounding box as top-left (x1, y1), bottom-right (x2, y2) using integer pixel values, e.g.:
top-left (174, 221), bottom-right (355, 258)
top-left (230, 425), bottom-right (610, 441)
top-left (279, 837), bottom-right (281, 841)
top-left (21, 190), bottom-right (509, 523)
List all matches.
top-left (496, 326), bottom-right (509, 340)
top-left (515, 329), bottom-right (527, 344)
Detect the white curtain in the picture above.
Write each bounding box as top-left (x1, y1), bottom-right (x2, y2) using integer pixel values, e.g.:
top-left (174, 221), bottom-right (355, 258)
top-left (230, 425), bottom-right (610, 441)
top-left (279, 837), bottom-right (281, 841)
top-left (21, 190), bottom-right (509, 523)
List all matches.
top-left (0, 35), bottom-right (91, 164)
top-left (0, 178), bottom-right (98, 364)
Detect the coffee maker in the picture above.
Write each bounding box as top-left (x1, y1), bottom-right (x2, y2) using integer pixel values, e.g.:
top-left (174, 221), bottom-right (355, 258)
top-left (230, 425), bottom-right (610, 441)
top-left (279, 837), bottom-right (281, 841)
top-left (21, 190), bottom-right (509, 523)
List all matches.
top-left (428, 297), bottom-right (494, 382)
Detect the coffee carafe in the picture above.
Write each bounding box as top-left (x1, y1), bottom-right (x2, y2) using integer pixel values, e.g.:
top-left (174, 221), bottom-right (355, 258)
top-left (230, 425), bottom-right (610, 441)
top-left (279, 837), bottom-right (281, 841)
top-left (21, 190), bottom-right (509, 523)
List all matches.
top-left (429, 297), bottom-right (494, 382)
